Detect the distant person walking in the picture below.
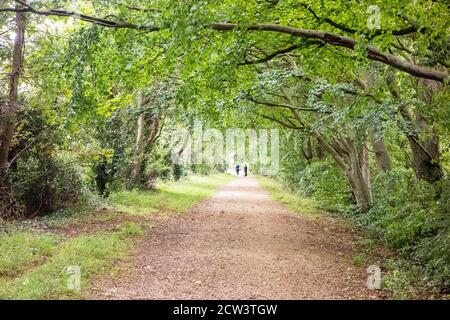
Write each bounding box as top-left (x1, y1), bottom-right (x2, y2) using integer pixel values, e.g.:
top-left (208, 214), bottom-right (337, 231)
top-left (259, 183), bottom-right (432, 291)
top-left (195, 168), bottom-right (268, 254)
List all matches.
top-left (235, 164), bottom-right (240, 176)
top-left (244, 164), bottom-right (248, 176)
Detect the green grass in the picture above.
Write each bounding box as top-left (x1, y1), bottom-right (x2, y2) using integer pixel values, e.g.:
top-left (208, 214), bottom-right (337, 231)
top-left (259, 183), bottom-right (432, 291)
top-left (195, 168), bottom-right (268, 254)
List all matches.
top-left (257, 176), bottom-right (323, 218)
top-left (0, 174), bottom-right (233, 299)
top-left (352, 254), bottom-right (368, 267)
top-left (115, 222), bottom-right (145, 237)
top-left (0, 226), bottom-right (135, 299)
top-left (0, 232), bottom-right (59, 277)
top-left (110, 174), bottom-right (234, 215)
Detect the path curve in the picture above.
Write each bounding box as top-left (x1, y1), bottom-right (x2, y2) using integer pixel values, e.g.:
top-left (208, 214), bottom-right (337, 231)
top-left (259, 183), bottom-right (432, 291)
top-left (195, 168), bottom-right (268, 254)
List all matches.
top-left (94, 177), bottom-right (382, 299)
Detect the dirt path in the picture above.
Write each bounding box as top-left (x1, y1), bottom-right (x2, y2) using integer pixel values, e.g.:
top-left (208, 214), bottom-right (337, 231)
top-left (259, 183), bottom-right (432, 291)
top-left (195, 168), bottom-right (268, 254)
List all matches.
top-left (93, 176), bottom-right (382, 299)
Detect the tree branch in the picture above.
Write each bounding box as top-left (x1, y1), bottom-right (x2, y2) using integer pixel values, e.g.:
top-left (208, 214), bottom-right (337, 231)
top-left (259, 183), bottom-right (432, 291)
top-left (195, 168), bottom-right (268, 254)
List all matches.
top-left (240, 44), bottom-right (299, 65)
top-left (255, 112), bottom-right (303, 129)
top-left (0, 3), bottom-right (446, 82)
top-left (298, 2), bottom-right (420, 37)
top-left (240, 40), bottom-right (324, 65)
top-left (246, 94), bottom-right (324, 112)
top-left (1, 1), bottom-right (159, 30)
top-left (210, 23), bottom-right (448, 82)
top-left (125, 5), bottom-right (160, 13)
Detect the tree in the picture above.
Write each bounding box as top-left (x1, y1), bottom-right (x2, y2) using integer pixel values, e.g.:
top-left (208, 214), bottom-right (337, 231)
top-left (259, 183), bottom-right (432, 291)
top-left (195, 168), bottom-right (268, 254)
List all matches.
top-left (0, 3), bottom-right (25, 175)
top-left (0, 1), bottom-right (447, 82)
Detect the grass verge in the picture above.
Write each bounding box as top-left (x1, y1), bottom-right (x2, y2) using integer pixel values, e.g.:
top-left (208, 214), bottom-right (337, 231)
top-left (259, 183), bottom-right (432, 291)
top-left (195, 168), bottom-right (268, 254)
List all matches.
top-left (0, 174), bottom-right (232, 299)
top-left (0, 223), bottom-right (141, 299)
top-left (110, 174), bottom-right (234, 215)
top-left (257, 176), bottom-right (323, 218)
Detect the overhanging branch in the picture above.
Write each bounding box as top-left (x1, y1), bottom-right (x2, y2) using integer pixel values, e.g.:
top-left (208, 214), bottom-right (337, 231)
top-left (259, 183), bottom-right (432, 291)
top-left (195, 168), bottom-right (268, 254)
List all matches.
top-left (240, 44), bottom-right (300, 65)
top-left (210, 23), bottom-right (448, 82)
top-left (0, 2), bottom-right (447, 82)
top-left (1, 1), bottom-right (159, 30)
top-left (255, 112), bottom-right (303, 129)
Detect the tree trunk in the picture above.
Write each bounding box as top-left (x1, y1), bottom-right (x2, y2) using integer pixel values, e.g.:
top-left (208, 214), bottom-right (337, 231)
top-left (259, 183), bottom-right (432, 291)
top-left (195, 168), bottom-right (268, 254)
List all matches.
top-left (314, 133), bottom-right (373, 212)
top-left (371, 135), bottom-right (392, 171)
top-left (0, 9), bottom-right (25, 175)
top-left (131, 93), bottom-right (163, 187)
top-left (301, 137), bottom-right (313, 162)
top-left (344, 138), bottom-right (373, 212)
top-left (412, 78), bottom-right (443, 182)
top-left (388, 73), bottom-right (443, 183)
top-left (131, 110), bottom-right (146, 184)
top-left (315, 137), bottom-right (324, 159)
top-left (406, 123), bottom-right (442, 182)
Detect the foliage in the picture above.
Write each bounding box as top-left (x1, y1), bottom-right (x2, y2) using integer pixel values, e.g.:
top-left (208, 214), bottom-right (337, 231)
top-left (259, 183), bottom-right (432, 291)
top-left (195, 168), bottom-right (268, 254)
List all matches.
top-left (110, 174), bottom-right (233, 215)
top-left (292, 160), bottom-right (355, 213)
top-left (13, 156), bottom-right (86, 216)
top-left (257, 176), bottom-right (323, 218)
top-left (276, 162), bottom-right (450, 292)
top-left (0, 0), bottom-right (448, 297)
top-left (364, 172), bottom-right (450, 290)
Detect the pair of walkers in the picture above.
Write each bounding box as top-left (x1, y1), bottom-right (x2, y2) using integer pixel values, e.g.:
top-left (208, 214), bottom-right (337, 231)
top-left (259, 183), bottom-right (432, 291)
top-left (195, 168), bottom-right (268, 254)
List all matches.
top-left (235, 164), bottom-right (248, 176)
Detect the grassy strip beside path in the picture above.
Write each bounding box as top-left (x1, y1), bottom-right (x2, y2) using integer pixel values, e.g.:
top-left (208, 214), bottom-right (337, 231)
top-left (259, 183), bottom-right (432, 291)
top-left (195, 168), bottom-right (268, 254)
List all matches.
top-left (0, 174), bottom-right (233, 299)
top-left (257, 176), bottom-right (323, 218)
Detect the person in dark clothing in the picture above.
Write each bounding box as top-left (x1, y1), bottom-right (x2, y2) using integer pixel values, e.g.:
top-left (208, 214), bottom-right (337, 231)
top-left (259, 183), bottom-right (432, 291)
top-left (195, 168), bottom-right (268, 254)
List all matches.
top-left (244, 164), bottom-right (248, 176)
top-left (235, 164), bottom-right (240, 176)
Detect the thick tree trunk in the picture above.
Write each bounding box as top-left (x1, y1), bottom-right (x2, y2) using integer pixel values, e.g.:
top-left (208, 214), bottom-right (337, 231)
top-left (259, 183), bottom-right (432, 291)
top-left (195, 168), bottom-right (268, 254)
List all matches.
top-left (412, 78), bottom-right (443, 182)
top-left (388, 73), bottom-right (443, 183)
top-left (371, 135), bottom-right (392, 171)
top-left (314, 133), bottom-right (373, 212)
top-left (344, 138), bottom-right (373, 212)
top-left (406, 123), bottom-right (442, 182)
top-left (0, 9), bottom-right (25, 174)
top-left (347, 169), bottom-right (373, 213)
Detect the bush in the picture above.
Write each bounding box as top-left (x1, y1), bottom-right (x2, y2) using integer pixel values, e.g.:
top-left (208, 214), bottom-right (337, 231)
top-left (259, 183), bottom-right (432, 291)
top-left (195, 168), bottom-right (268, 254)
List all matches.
top-left (278, 158), bottom-right (354, 213)
top-left (13, 156), bottom-right (85, 216)
top-left (363, 170), bottom-right (450, 291)
top-left (414, 230), bottom-right (450, 291)
top-left (301, 160), bottom-right (355, 213)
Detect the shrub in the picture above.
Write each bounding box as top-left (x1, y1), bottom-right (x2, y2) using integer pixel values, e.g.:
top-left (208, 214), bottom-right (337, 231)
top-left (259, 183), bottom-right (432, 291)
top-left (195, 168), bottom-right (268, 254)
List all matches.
top-left (301, 161), bottom-right (354, 213)
top-left (13, 156), bottom-right (85, 216)
top-left (364, 170), bottom-right (450, 291)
